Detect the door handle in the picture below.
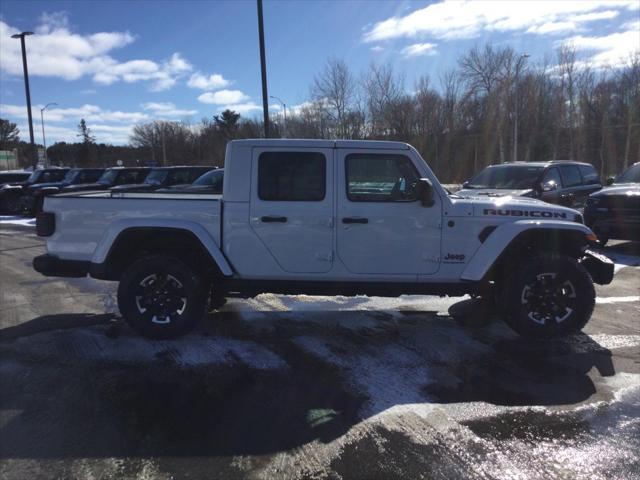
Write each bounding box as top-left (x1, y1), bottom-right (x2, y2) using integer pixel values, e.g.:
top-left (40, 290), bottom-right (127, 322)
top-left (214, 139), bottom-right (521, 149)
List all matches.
top-left (261, 215), bottom-right (287, 223)
top-left (342, 217), bottom-right (368, 224)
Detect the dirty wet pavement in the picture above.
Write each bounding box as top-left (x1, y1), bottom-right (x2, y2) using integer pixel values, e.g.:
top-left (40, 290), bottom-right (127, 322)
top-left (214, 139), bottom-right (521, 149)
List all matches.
top-left (1, 223), bottom-right (639, 479)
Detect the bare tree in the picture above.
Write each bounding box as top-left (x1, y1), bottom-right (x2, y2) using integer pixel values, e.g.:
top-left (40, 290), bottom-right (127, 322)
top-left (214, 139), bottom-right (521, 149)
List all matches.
top-left (312, 58), bottom-right (357, 138)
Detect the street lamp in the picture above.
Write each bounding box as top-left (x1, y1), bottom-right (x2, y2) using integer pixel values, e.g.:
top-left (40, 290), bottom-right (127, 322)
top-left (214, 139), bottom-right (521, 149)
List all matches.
top-left (513, 53), bottom-right (530, 163)
top-left (11, 31), bottom-right (36, 168)
top-left (270, 95), bottom-right (287, 137)
top-left (40, 102), bottom-right (58, 167)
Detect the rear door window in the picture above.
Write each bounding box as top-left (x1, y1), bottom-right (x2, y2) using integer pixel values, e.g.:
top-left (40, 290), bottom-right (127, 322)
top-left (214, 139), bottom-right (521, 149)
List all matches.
top-left (258, 152), bottom-right (326, 201)
top-left (559, 165), bottom-right (582, 187)
top-left (578, 164), bottom-right (600, 185)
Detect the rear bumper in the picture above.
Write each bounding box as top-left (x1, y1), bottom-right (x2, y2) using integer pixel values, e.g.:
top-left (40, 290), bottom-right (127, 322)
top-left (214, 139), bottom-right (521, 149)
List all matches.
top-left (33, 254), bottom-right (89, 278)
top-left (581, 249), bottom-right (614, 285)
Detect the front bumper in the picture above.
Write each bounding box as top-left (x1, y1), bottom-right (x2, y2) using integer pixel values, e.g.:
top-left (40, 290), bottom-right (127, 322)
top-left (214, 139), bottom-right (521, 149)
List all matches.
top-left (581, 249), bottom-right (614, 285)
top-left (33, 254), bottom-right (90, 278)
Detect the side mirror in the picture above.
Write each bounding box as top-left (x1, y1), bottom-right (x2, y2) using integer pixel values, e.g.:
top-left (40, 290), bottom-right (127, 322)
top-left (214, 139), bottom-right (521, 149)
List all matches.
top-left (462, 180), bottom-right (469, 188)
top-left (541, 181), bottom-right (557, 192)
top-left (417, 178), bottom-right (435, 207)
top-left (606, 176), bottom-right (615, 186)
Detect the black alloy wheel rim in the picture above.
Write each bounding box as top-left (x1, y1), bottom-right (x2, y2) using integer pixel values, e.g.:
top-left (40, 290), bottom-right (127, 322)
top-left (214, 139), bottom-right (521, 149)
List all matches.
top-left (134, 273), bottom-right (188, 325)
top-left (520, 272), bottom-right (577, 325)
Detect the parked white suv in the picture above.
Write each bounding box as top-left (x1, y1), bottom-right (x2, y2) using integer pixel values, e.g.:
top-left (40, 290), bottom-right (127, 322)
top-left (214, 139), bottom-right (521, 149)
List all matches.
top-left (34, 139), bottom-right (613, 339)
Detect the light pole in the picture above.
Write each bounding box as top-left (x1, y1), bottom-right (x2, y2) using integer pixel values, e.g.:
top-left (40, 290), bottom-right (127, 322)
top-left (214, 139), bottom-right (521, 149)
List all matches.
top-left (256, 0), bottom-right (270, 138)
top-left (40, 102), bottom-right (57, 166)
top-left (513, 53), bottom-right (530, 162)
top-left (11, 31), bottom-right (36, 168)
top-left (270, 95), bottom-right (287, 137)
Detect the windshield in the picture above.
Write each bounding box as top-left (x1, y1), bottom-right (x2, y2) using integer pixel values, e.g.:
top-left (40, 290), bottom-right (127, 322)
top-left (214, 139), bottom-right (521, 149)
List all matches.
top-left (98, 169), bottom-right (119, 184)
top-left (615, 164), bottom-right (640, 184)
top-left (466, 165), bottom-right (543, 189)
top-left (64, 170), bottom-right (80, 183)
top-left (27, 170), bottom-right (43, 183)
top-left (193, 169), bottom-right (223, 186)
top-left (144, 169), bottom-right (169, 185)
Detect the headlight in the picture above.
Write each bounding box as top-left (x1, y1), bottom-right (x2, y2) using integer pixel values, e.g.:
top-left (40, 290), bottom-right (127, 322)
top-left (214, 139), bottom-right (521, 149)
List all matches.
top-left (586, 197), bottom-right (600, 207)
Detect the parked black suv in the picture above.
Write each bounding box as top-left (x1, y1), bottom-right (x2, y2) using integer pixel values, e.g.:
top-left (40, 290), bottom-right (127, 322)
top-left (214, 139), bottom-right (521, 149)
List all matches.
top-left (60, 167), bottom-right (150, 194)
top-left (0, 171), bottom-right (30, 187)
top-left (584, 162), bottom-right (640, 245)
top-left (110, 166), bottom-right (213, 193)
top-left (457, 161), bottom-right (602, 210)
top-left (21, 168), bottom-right (105, 215)
top-left (156, 168), bottom-right (224, 194)
top-left (0, 167), bottom-right (69, 214)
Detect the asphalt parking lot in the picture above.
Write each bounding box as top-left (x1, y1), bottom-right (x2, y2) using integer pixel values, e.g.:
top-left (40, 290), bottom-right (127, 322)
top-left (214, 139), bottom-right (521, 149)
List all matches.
top-left (1, 218), bottom-right (639, 480)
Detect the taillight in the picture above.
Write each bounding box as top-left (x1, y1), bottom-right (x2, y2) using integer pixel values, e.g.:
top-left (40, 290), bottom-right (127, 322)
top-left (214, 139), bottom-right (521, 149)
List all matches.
top-left (36, 212), bottom-right (55, 237)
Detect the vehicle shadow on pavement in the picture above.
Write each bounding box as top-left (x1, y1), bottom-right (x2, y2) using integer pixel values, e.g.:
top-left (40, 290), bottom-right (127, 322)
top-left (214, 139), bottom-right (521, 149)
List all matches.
top-left (0, 300), bottom-right (615, 460)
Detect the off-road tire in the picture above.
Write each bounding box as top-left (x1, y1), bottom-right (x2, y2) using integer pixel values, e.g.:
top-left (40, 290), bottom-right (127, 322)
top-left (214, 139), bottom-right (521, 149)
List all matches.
top-left (117, 254), bottom-right (207, 339)
top-left (501, 254), bottom-right (595, 339)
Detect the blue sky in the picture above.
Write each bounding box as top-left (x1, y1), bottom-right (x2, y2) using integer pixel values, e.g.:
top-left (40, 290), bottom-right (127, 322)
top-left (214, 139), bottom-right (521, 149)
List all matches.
top-left (1, 0), bottom-right (638, 145)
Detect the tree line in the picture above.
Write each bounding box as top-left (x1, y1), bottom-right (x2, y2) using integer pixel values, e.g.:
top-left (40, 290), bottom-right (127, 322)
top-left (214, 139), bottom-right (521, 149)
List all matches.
top-left (2, 43), bottom-right (638, 182)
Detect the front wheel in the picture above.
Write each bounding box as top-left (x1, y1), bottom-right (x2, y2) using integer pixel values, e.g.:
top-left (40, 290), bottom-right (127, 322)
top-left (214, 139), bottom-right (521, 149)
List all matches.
top-left (501, 254), bottom-right (595, 339)
top-left (117, 255), bottom-right (207, 339)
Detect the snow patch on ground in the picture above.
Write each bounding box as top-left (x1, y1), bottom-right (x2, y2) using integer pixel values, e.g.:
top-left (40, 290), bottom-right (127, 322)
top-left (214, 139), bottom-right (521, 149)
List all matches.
top-left (596, 296), bottom-right (640, 304)
top-left (0, 215), bottom-right (35, 227)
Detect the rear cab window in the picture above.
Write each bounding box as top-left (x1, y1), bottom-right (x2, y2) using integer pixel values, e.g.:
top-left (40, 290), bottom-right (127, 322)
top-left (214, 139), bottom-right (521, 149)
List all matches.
top-left (258, 152), bottom-right (326, 201)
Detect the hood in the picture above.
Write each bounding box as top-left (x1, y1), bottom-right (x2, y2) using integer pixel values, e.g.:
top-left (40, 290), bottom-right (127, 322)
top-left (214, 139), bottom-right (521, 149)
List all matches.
top-left (27, 181), bottom-right (66, 192)
top-left (456, 188), bottom-right (535, 198)
top-left (590, 184), bottom-right (640, 198)
top-left (60, 182), bottom-right (109, 193)
top-left (450, 195), bottom-right (580, 222)
top-left (109, 183), bottom-right (155, 192)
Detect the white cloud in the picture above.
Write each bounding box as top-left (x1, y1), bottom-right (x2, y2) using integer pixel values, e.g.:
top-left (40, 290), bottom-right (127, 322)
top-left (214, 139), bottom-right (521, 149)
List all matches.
top-left (0, 13), bottom-right (192, 91)
top-left (218, 102), bottom-right (262, 114)
top-left (401, 42), bottom-right (438, 57)
top-left (197, 89), bottom-right (250, 105)
top-left (561, 21), bottom-right (640, 67)
top-left (363, 0), bottom-right (638, 42)
top-left (187, 72), bottom-right (231, 90)
top-left (142, 102), bottom-right (198, 117)
top-left (1, 103), bottom-right (150, 123)
top-left (371, 45), bottom-right (384, 52)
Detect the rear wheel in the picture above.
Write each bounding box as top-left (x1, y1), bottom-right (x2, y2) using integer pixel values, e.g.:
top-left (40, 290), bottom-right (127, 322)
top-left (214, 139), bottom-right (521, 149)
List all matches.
top-left (501, 254), bottom-right (595, 339)
top-left (117, 255), bottom-right (207, 339)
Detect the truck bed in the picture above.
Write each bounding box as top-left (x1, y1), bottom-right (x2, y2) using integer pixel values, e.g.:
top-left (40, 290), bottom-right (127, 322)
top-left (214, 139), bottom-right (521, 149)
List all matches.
top-left (43, 192), bottom-right (222, 262)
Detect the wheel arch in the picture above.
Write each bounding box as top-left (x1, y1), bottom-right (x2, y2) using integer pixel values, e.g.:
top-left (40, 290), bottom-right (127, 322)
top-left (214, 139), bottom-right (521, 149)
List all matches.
top-left (90, 223), bottom-right (233, 281)
top-left (462, 221), bottom-right (593, 283)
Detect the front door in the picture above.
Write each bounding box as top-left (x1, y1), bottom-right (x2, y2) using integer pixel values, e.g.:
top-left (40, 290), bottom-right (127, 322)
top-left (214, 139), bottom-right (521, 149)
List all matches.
top-left (249, 147), bottom-right (334, 273)
top-left (336, 149), bottom-right (442, 275)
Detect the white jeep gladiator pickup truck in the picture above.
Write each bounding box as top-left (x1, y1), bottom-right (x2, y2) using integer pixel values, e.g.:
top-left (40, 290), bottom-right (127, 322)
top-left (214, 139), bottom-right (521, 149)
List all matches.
top-left (34, 139), bottom-right (613, 339)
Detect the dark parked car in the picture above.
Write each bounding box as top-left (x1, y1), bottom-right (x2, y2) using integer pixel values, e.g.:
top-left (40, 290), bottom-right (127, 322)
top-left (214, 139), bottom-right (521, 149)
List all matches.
top-left (110, 166), bottom-right (214, 193)
top-left (457, 161), bottom-right (602, 210)
top-left (0, 167), bottom-right (69, 214)
top-left (21, 168), bottom-right (105, 215)
top-left (0, 171), bottom-right (30, 187)
top-left (156, 168), bottom-right (224, 194)
top-left (584, 162), bottom-right (640, 245)
top-left (60, 167), bottom-right (150, 194)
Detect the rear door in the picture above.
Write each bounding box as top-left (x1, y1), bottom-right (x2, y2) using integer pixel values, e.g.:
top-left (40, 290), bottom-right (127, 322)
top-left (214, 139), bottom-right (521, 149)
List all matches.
top-left (249, 147), bottom-right (334, 273)
top-left (336, 149), bottom-right (441, 275)
top-left (578, 164), bottom-right (602, 205)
